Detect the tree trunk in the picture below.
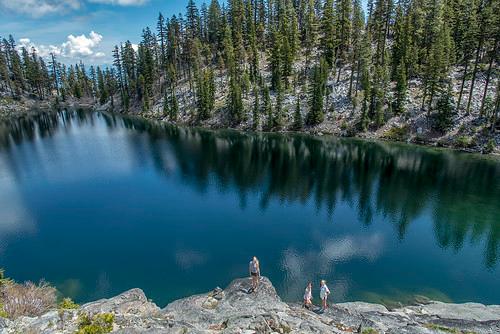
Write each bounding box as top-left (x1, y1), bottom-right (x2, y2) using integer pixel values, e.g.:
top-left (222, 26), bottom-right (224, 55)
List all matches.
top-left (479, 39), bottom-right (497, 116)
top-left (466, 29), bottom-right (485, 115)
top-left (380, 1), bottom-right (391, 66)
top-left (348, 61), bottom-right (355, 98)
top-left (491, 81), bottom-right (500, 131)
top-left (457, 59), bottom-right (469, 110)
top-left (421, 85), bottom-right (427, 112)
top-left (354, 59), bottom-right (361, 98)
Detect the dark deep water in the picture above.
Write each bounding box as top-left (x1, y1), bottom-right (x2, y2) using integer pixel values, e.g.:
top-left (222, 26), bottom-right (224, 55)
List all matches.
top-left (0, 110), bottom-right (499, 307)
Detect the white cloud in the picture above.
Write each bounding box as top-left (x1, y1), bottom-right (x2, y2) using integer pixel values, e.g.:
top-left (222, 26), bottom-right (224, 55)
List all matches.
top-left (18, 31), bottom-right (105, 62)
top-left (175, 249), bottom-right (208, 270)
top-left (279, 234), bottom-right (385, 300)
top-left (63, 31), bottom-right (103, 57)
top-left (0, 0), bottom-right (147, 17)
top-left (0, 0), bottom-right (80, 17)
top-left (88, 0), bottom-right (148, 5)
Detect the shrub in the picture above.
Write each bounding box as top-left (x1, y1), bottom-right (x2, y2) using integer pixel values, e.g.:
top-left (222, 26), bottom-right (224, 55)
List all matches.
top-left (362, 328), bottom-right (379, 334)
top-left (432, 90), bottom-right (455, 132)
top-left (383, 125), bottom-right (409, 141)
top-left (483, 139), bottom-right (496, 154)
top-left (0, 304), bottom-right (7, 318)
top-left (1, 280), bottom-right (57, 319)
top-left (455, 135), bottom-right (475, 149)
top-left (76, 313), bottom-right (114, 334)
top-left (58, 297), bottom-right (79, 310)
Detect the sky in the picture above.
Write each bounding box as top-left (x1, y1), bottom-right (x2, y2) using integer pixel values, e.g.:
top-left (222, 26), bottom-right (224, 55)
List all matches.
top-left (0, 0), bottom-right (207, 65)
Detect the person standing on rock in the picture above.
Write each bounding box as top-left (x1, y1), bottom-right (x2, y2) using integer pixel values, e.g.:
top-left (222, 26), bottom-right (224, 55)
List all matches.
top-left (303, 282), bottom-right (313, 308)
top-left (249, 256), bottom-right (260, 292)
top-left (320, 280), bottom-right (331, 310)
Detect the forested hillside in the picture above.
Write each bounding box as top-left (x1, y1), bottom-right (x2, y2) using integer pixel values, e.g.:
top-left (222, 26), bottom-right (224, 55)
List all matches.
top-left (1, 0), bottom-right (499, 151)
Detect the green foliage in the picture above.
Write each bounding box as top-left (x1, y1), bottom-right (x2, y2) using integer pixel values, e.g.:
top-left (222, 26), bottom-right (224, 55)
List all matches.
top-left (169, 93), bottom-right (179, 122)
top-left (196, 68), bottom-right (215, 121)
top-left (455, 136), bottom-right (475, 149)
top-left (58, 297), bottom-right (79, 310)
top-left (393, 61), bottom-right (407, 115)
top-left (321, 0), bottom-right (336, 67)
top-left (361, 329), bottom-right (379, 334)
top-left (292, 97), bottom-right (303, 130)
top-left (432, 89), bottom-right (455, 132)
top-left (383, 125), bottom-right (410, 142)
top-left (0, 0), bottom-right (497, 136)
top-left (252, 86), bottom-right (260, 130)
top-left (306, 58), bottom-right (328, 126)
top-left (483, 139), bottom-right (495, 154)
top-left (424, 323), bottom-right (477, 333)
top-left (0, 304), bottom-right (7, 318)
top-left (262, 86), bottom-right (273, 131)
top-left (76, 313), bottom-right (114, 334)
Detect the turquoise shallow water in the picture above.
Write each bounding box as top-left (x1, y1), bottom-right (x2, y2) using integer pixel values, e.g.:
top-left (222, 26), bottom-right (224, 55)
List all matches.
top-left (0, 110), bottom-right (499, 307)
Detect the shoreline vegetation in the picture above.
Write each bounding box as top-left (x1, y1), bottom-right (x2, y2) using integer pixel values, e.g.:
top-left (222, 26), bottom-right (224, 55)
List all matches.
top-left (1, 96), bottom-right (499, 157)
top-left (1, 269), bottom-right (499, 333)
top-left (1, 0), bottom-right (499, 154)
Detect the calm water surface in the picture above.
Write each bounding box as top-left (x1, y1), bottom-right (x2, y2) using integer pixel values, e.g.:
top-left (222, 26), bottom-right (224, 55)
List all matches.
top-left (0, 110), bottom-right (499, 307)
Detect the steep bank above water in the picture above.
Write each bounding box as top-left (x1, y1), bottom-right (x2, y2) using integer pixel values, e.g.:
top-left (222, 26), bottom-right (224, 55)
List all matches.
top-left (1, 90), bottom-right (499, 155)
top-left (2, 277), bottom-right (499, 333)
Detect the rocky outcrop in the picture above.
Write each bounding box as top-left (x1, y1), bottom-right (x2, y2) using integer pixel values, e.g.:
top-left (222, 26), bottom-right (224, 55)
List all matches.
top-left (1, 277), bottom-right (499, 333)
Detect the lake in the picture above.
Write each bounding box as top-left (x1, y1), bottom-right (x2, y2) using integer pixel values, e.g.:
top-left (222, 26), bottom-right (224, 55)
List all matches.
top-left (0, 110), bottom-right (499, 307)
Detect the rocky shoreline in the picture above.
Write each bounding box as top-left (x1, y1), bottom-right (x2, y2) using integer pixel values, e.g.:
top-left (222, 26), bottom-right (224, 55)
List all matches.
top-left (1, 94), bottom-right (499, 156)
top-left (1, 277), bottom-right (499, 334)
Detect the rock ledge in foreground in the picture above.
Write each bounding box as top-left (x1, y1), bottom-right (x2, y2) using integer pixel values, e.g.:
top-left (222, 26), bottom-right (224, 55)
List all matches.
top-left (1, 277), bottom-right (499, 333)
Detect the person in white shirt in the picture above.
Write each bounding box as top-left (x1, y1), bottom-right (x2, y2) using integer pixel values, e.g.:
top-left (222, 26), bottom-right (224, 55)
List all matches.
top-left (303, 282), bottom-right (313, 308)
top-left (320, 280), bottom-right (331, 310)
top-left (249, 256), bottom-right (260, 292)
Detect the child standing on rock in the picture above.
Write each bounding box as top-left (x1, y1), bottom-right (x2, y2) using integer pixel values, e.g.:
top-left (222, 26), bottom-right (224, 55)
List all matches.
top-left (303, 282), bottom-right (313, 308)
top-left (320, 280), bottom-right (331, 310)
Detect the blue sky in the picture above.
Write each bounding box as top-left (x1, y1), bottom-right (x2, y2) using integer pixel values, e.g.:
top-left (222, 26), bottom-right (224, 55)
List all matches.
top-left (0, 0), bottom-right (206, 65)
top-left (1, 0), bottom-right (367, 66)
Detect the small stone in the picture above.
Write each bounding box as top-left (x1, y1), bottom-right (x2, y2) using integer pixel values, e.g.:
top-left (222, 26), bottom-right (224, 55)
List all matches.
top-left (202, 296), bottom-right (219, 309)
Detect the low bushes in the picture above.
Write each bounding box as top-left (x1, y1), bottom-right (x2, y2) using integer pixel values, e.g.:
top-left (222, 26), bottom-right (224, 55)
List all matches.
top-left (0, 280), bottom-right (57, 319)
top-left (58, 297), bottom-right (79, 310)
top-left (383, 125), bottom-right (410, 141)
top-left (455, 135), bottom-right (475, 149)
top-left (76, 312), bottom-right (114, 334)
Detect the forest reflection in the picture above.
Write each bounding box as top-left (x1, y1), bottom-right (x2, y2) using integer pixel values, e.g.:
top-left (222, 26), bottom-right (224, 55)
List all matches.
top-left (1, 110), bottom-right (499, 268)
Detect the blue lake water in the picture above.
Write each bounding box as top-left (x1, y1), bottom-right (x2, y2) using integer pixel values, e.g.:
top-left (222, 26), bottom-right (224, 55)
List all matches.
top-left (0, 110), bottom-right (499, 307)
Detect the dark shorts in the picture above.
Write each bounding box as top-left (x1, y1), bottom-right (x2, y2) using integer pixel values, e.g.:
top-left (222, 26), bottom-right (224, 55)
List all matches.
top-left (251, 272), bottom-right (258, 277)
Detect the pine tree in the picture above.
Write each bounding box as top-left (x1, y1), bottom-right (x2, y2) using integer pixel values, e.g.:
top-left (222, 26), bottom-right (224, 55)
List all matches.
top-left (304, 0), bottom-right (317, 70)
top-left (170, 92), bottom-right (179, 121)
top-left (321, 0), bottom-right (336, 67)
top-left (0, 47), bottom-right (12, 95)
top-left (263, 85), bottom-right (273, 130)
top-left (348, 0), bottom-right (364, 98)
top-left (394, 61), bottom-right (407, 114)
top-left (336, 0), bottom-right (352, 62)
top-left (292, 95), bottom-right (303, 130)
top-left (97, 66), bottom-right (107, 105)
top-left (307, 58), bottom-right (328, 125)
top-left (208, 0), bottom-right (222, 46)
top-left (274, 82), bottom-right (284, 129)
top-left (186, 0), bottom-right (201, 39)
top-left (359, 30), bottom-right (372, 130)
top-left (252, 85), bottom-right (260, 130)
top-left (157, 13), bottom-right (167, 67)
top-left (270, 28), bottom-right (283, 91)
